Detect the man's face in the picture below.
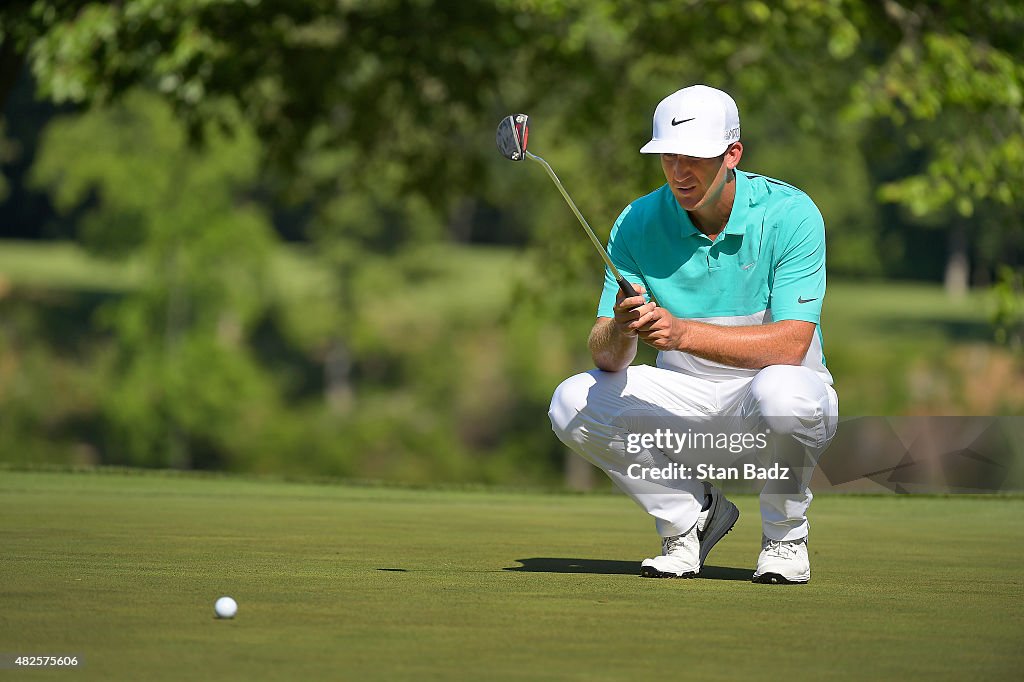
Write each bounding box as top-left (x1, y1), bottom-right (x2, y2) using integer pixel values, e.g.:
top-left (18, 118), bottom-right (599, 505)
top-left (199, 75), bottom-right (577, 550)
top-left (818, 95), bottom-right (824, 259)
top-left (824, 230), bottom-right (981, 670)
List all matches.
top-left (660, 143), bottom-right (742, 211)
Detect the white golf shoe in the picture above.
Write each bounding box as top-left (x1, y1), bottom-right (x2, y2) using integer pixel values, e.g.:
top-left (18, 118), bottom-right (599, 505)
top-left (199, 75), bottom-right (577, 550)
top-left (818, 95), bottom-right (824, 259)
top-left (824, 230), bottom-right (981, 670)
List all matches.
top-left (640, 483), bottom-right (739, 578)
top-left (640, 526), bottom-right (700, 578)
top-left (752, 535), bottom-right (810, 584)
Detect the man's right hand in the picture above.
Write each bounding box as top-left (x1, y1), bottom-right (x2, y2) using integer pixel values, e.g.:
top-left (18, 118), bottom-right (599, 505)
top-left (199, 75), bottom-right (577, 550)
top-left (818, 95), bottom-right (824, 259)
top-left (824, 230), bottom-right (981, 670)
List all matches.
top-left (612, 283), bottom-right (655, 338)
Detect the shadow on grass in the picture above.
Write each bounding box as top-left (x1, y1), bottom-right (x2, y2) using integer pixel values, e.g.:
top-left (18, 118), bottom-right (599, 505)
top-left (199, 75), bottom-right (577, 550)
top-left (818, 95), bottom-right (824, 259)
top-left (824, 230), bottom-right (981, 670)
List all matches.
top-left (505, 558), bottom-right (750, 581)
top-left (505, 558), bottom-right (636, 575)
top-left (699, 565), bottom-right (751, 581)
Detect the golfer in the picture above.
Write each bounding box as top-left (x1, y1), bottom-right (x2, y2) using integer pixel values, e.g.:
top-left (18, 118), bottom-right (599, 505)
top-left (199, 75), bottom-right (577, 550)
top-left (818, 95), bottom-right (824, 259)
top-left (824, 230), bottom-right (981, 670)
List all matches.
top-left (548, 85), bottom-right (838, 584)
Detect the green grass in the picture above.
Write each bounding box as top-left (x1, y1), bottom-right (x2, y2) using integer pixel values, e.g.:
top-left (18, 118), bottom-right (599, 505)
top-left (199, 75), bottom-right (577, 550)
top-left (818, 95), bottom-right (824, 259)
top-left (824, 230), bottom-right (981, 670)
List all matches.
top-left (0, 239), bottom-right (993, 323)
top-left (822, 279), bottom-right (993, 347)
top-left (0, 239), bottom-right (527, 329)
top-left (0, 238), bottom-right (994, 340)
top-left (0, 240), bottom-right (143, 292)
top-left (2, 470), bottom-right (1022, 681)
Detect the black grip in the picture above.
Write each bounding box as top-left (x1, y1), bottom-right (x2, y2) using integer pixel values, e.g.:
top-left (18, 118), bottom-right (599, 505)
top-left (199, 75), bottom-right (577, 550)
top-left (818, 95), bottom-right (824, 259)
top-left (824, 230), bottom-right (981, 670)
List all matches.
top-left (617, 277), bottom-right (641, 300)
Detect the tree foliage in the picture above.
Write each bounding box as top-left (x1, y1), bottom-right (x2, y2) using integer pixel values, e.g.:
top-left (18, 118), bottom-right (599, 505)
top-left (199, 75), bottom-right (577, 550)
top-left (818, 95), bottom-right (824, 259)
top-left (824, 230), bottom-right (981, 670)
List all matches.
top-left (2, 0), bottom-right (1023, 475)
top-left (30, 91), bottom-right (281, 468)
top-left (4, 1), bottom-right (1022, 229)
top-left (846, 1), bottom-right (1024, 220)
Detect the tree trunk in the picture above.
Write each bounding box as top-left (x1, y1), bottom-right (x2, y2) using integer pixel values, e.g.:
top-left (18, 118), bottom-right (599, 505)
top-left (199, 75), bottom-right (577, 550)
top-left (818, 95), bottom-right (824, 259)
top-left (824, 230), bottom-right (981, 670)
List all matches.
top-left (564, 449), bottom-right (595, 491)
top-left (0, 42), bottom-right (24, 113)
top-left (944, 224), bottom-right (969, 298)
top-left (448, 198), bottom-right (476, 242)
top-left (324, 337), bottom-right (353, 415)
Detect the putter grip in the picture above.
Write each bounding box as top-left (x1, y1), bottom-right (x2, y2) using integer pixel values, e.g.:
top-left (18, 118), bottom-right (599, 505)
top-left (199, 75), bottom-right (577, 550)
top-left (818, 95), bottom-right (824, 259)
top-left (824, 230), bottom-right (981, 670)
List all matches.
top-left (618, 277), bottom-right (641, 300)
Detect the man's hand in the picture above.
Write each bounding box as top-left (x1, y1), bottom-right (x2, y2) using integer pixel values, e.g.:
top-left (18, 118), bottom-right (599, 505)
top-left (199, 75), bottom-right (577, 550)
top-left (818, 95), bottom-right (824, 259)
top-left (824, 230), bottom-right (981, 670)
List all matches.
top-left (610, 284), bottom-right (686, 353)
top-left (633, 306), bottom-right (686, 352)
top-left (611, 284), bottom-right (654, 339)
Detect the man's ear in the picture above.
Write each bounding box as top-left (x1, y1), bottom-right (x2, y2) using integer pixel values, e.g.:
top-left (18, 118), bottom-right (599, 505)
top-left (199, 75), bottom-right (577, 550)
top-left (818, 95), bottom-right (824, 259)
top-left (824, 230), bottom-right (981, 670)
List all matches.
top-left (725, 141), bottom-right (743, 170)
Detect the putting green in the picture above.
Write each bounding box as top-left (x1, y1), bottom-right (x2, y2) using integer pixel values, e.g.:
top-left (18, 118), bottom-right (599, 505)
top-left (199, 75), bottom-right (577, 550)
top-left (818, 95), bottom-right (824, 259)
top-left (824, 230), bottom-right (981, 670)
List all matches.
top-left (2, 470), bottom-right (1022, 680)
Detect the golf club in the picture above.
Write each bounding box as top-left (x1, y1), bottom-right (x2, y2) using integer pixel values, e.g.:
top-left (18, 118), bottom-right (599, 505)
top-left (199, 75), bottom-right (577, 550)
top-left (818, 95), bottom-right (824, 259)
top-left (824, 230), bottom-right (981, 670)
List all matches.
top-left (496, 113), bottom-right (657, 306)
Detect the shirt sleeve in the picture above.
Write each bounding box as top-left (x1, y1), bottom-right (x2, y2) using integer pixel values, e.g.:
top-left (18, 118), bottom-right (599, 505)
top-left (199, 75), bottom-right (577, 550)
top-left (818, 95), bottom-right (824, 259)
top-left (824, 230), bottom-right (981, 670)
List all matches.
top-left (768, 197), bottom-right (826, 324)
top-left (596, 204), bottom-right (648, 318)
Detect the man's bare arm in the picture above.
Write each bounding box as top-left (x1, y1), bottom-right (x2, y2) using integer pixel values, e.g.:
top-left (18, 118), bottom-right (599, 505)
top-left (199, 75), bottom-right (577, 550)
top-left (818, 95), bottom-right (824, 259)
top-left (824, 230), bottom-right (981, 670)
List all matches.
top-left (670, 318), bottom-right (814, 368)
top-left (629, 302), bottom-right (815, 369)
top-left (588, 317), bottom-right (638, 372)
top-left (588, 284), bottom-right (652, 372)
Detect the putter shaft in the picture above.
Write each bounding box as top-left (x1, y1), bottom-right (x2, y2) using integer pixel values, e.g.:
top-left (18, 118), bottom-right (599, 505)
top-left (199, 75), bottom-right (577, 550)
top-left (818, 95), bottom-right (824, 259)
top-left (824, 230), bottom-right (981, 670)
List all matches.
top-left (524, 150), bottom-right (657, 306)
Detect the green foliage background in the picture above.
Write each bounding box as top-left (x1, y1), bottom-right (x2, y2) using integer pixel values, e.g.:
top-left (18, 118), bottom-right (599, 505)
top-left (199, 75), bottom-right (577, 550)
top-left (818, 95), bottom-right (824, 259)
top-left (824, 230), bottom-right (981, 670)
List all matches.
top-left (0, 1), bottom-right (1022, 483)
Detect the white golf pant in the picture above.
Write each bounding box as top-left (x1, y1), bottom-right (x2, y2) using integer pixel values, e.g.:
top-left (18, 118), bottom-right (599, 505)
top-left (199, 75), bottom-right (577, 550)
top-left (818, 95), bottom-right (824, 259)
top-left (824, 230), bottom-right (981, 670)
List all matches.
top-left (548, 364), bottom-right (838, 541)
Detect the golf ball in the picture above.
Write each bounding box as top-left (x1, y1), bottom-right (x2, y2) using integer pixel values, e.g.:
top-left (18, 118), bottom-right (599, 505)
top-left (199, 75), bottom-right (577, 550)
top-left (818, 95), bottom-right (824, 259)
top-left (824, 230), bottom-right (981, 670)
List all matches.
top-left (214, 596), bottom-right (238, 619)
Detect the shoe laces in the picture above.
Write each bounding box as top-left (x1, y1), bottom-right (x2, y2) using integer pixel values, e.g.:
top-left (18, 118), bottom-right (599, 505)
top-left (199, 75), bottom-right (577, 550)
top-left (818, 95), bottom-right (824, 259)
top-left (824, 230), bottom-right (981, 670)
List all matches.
top-left (763, 538), bottom-right (800, 559)
top-left (663, 533), bottom-right (688, 555)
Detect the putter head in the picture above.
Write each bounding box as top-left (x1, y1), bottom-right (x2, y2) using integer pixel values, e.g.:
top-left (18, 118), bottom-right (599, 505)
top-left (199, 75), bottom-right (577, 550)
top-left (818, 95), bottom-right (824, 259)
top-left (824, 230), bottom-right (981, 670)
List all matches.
top-left (496, 114), bottom-right (529, 161)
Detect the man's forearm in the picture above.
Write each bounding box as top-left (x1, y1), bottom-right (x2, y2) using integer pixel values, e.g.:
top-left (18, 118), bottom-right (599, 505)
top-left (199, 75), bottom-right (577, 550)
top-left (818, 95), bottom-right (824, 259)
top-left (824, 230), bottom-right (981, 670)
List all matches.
top-left (589, 317), bottom-right (638, 372)
top-left (673, 319), bottom-right (813, 369)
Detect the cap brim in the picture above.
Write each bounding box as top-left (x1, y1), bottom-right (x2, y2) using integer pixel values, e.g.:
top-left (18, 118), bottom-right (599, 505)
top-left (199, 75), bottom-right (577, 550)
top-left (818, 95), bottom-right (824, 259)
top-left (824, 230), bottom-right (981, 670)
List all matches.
top-left (639, 139), bottom-right (730, 158)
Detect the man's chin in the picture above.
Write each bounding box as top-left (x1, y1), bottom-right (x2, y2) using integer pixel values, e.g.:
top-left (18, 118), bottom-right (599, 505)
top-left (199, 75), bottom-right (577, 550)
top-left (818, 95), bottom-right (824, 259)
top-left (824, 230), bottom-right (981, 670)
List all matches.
top-left (673, 192), bottom-right (703, 211)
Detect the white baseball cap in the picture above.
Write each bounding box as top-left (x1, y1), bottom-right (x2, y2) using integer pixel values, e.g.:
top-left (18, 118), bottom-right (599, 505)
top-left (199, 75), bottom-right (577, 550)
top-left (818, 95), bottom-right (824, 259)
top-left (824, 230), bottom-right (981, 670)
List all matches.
top-left (640, 85), bottom-right (741, 158)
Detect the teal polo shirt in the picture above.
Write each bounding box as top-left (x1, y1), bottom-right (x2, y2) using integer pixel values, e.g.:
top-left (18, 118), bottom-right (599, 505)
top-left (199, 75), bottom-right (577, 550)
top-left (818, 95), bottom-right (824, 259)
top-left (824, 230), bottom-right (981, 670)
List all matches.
top-left (597, 170), bottom-right (831, 383)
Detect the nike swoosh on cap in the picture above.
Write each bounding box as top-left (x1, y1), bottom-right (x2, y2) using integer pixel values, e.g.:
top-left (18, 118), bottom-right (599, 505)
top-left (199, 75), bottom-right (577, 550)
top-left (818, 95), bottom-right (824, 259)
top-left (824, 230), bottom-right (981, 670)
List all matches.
top-left (671, 117), bottom-right (696, 126)
top-left (798, 296), bottom-right (818, 304)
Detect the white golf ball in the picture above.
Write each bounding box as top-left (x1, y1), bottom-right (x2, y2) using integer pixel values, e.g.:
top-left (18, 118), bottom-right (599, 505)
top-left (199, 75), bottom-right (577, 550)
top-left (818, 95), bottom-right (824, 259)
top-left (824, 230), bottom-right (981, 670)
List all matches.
top-left (214, 596), bottom-right (238, 619)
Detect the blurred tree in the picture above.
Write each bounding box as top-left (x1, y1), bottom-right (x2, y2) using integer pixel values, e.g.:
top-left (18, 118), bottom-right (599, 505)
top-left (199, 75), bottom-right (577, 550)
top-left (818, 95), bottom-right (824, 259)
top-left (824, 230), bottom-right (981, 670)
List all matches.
top-left (4, 0), bottom-right (1021, 286)
top-left (0, 119), bottom-right (13, 202)
top-left (4, 0), bottom-right (1024, 479)
top-left (30, 91), bottom-right (281, 468)
top-left (0, 0), bottom-right (530, 216)
top-left (844, 1), bottom-right (1024, 292)
top-left (992, 266), bottom-right (1024, 351)
top-left (1, 0), bottom-right (547, 417)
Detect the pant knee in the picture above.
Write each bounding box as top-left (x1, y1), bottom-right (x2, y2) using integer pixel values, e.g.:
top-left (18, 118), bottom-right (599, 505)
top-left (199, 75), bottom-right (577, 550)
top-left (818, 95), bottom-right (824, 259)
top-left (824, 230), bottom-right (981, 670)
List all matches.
top-left (749, 365), bottom-right (827, 434)
top-left (548, 371), bottom-right (598, 443)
